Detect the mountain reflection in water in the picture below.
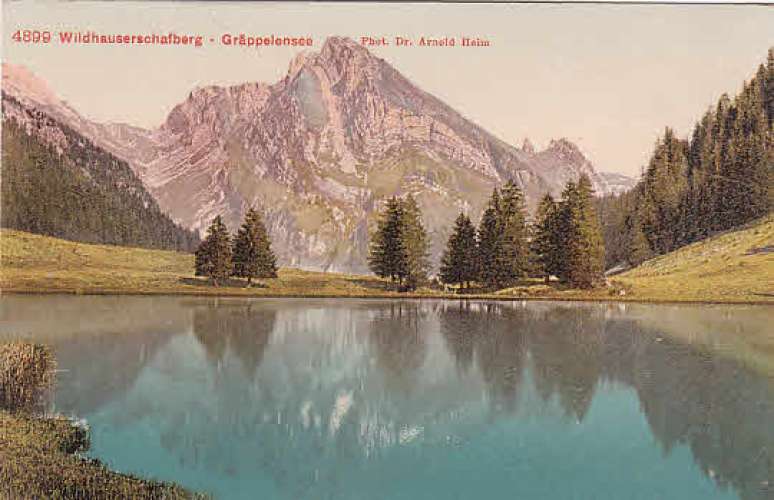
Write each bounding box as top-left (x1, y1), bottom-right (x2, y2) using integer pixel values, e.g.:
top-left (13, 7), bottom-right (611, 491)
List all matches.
top-left (1, 296), bottom-right (771, 500)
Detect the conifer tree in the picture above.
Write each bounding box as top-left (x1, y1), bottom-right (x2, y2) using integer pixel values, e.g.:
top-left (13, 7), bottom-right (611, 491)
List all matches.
top-left (232, 208), bottom-right (278, 286)
top-left (368, 197), bottom-right (409, 287)
top-left (565, 175), bottom-right (606, 288)
top-left (195, 216), bottom-right (233, 286)
top-left (622, 212), bottom-right (652, 266)
top-left (496, 180), bottom-right (531, 284)
top-left (766, 48), bottom-right (774, 128)
top-left (477, 189), bottom-right (502, 288)
top-left (555, 181), bottom-right (578, 282)
top-left (531, 193), bottom-right (561, 283)
top-left (400, 194), bottom-right (430, 290)
top-left (440, 212), bottom-right (478, 290)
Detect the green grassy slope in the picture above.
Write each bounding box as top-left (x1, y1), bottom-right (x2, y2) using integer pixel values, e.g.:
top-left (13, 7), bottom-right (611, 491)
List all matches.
top-left (1, 217), bottom-right (772, 303)
top-left (614, 215), bottom-right (773, 303)
top-left (0, 229), bottom-right (404, 297)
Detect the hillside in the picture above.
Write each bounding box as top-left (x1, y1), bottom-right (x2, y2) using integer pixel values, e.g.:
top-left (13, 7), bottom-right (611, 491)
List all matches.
top-left (1, 220), bottom-right (770, 303)
top-left (1, 99), bottom-right (199, 252)
top-left (614, 215), bottom-right (773, 302)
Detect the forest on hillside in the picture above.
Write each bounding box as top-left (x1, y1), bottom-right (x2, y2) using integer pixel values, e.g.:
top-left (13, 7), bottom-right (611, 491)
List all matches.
top-left (1, 111), bottom-right (199, 252)
top-left (599, 48), bottom-right (773, 269)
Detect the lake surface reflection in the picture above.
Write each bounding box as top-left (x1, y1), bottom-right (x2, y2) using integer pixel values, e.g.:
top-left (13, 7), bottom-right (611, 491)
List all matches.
top-left (1, 296), bottom-right (772, 500)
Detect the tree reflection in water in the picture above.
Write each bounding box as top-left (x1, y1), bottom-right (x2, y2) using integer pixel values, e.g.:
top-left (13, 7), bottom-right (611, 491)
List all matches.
top-left (9, 296), bottom-right (770, 500)
top-left (437, 301), bottom-right (773, 500)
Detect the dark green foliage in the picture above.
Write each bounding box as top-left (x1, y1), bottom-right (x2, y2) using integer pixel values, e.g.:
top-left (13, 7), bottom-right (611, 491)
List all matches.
top-left (477, 189), bottom-right (501, 288)
top-left (475, 182), bottom-right (530, 289)
top-left (496, 181), bottom-right (531, 284)
top-left (1, 110), bottom-right (199, 252)
top-left (368, 196), bottom-right (409, 286)
top-left (531, 193), bottom-right (562, 282)
top-left (639, 128), bottom-right (689, 254)
top-left (400, 194), bottom-right (431, 290)
top-left (621, 212), bottom-right (652, 267)
top-left (562, 175), bottom-right (605, 288)
top-left (195, 216), bottom-right (232, 286)
top-left (232, 208), bottom-right (277, 286)
top-left (600, 48), bottom-right (773, 267)
top-left (439, 212), bottom-right (478, 288)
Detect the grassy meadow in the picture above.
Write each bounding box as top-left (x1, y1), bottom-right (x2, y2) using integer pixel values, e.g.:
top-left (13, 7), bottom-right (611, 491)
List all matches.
top-left (0, 215), bottom-right (772, 304)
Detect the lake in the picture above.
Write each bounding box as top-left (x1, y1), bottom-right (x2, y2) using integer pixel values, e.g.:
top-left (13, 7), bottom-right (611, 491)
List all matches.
top-left (1, 296), bottom-right (772, 500)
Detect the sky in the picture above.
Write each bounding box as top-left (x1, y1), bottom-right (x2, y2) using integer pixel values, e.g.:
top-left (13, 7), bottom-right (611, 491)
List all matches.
top-left (3, 2), bottom-right (773, 176)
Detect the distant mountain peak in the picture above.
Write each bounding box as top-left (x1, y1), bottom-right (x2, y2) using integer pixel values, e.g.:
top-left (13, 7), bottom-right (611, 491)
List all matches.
top-left (545, 138), bottom-right (586, 164)
top-left (522, 138), bottom-right (536, 154)
top-left (2, 63), bottom-right (62, 110)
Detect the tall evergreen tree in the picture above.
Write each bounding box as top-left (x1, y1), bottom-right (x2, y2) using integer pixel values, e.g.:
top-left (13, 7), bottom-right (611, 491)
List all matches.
top-left (531, 193), bottom-right (561, 283)
top-left (496, 180), bottom-right (530, 284)
top-left (571, 175), bottom-right (605, 288)
top-left (640, 128), bottom-right (689, 254)
top-left (195, 216), bottom-right (233, 286)
top-left (400, 194), bottom-right (430, 290)
top-left (766, 48), bottom-right (774, 128)
top-left (554, 181), bottom-right (578, 283)
top-left (232, 208), bottom-right (278, 286)
top-left (556, 176), bottom-right (605, 288)
top-left (368, 197), bottom-right (409, 286)
top-left (440, 212), bottom-right (478, 290)
top-left (622, 212), bottom-right (652, 267)
top-left (477, 189), bottom-right (502, 288)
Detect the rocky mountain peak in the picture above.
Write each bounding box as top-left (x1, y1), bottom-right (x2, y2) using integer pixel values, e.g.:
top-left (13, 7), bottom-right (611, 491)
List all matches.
top-left (288, 36), bottom-right (382, 93)
top-left (522, 138), bottom-right (536, 154)
top-left (545, 138), bottom-right (586, 164)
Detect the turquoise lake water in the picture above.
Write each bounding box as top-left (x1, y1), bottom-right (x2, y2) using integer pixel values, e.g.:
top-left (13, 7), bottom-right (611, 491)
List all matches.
top-left (2, 296), bottom-right (772, 499)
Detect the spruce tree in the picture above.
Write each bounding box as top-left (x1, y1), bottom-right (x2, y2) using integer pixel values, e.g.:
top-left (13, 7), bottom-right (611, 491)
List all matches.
top-left (497, 180), bottom-right (530, 285)
top-left (622, 212), bottom-right (652, 266)
top-left (368, 197), bottom-right (409, 287)
top-left (232, 208), bottom-right (278, 286)
top-left (766, 48), bottom-right (774, 128)
top-left (440, 212), bottom-right (478, 290)
top-left (477, 188), bottom-right (502, 288)
top-left (531, 193), bottom-right (561, 283)
top-left (195, 216), bottom-right (233, 286)
top-left (400, 195), bottom-right (430, 290)
top-left (563, 175), bottom-right (606, 288)
top-left (555, 181), bottom-right (578, 282)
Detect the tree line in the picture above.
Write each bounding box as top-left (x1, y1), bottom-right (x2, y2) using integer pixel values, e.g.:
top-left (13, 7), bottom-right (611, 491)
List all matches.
top-left (195, 209), bottom-right (278, 286)
top-left (368, 176), bottom-right (606, 292)
top-left (600, 48), bottom-right (773, 268)
top-left (440, 176), bottom-right (604, 290)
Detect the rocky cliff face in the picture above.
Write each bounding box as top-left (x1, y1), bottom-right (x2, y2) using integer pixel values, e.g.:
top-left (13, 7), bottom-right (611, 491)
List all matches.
top-left (2, 37), bottom-right (635, 272)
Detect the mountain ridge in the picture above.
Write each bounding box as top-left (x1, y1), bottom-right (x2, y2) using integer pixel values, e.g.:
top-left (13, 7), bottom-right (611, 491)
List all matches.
top-left (2, 37), bottom-right (636, 272)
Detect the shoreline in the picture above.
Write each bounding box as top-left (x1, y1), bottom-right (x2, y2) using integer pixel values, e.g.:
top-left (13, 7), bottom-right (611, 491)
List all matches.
top-left (2, 287), bottom-right (772, 306)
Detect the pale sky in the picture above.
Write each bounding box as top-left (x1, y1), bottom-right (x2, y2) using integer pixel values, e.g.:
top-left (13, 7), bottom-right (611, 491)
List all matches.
top-left (3, 2), bottom-right (773, 176)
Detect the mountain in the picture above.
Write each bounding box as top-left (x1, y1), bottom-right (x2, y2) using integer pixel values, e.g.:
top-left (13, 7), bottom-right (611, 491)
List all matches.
top-left (1, 83), bottom-right (199, 251)
top-left (597, 171), bottom-right (638, 196)
top-left (2, 38), bottom-right (634, 272)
